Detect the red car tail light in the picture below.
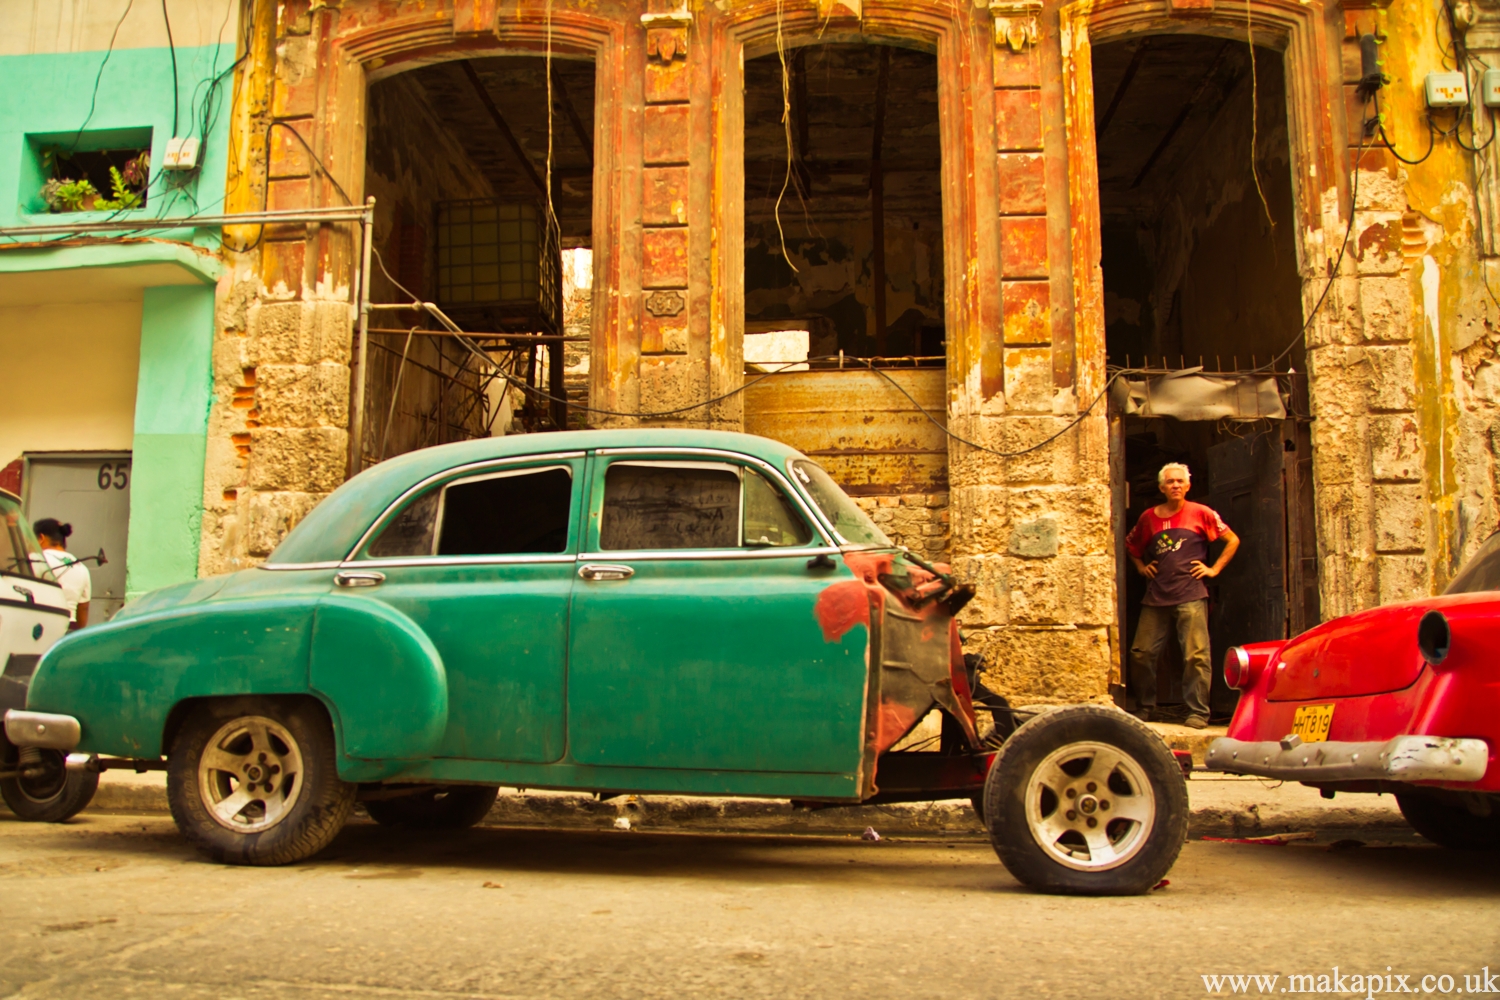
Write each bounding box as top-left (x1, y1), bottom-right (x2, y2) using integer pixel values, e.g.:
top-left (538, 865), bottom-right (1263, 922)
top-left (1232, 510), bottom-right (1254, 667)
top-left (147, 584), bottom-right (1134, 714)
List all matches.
top-left (1418, 610), bottom-right (1450, 665)
top-left (1224, 646), bottom-right (1254, 689)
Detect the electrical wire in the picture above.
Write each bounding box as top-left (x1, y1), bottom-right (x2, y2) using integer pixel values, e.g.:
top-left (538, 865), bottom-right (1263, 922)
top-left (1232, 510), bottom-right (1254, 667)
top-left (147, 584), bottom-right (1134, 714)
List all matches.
top-left (1255, 124), bottom-right (1371, 373)
top-left (372, 236), bottom-right (1136, 451)
top-left (162, 0), bottom-right (180, 138)
top-left (69, 0), bottom-right (136, 151)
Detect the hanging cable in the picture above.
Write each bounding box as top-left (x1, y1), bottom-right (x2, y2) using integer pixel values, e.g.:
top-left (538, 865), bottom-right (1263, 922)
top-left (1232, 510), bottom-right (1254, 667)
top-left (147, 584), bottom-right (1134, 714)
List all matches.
top-left (1255, 124), bottom-right (1372, 372)
top-left (162, 0), bottom-right (180, 138)
top-left (1245, 0), bottom-right (1274, 231)
top-left (772, 0), bottom-right (799, 273)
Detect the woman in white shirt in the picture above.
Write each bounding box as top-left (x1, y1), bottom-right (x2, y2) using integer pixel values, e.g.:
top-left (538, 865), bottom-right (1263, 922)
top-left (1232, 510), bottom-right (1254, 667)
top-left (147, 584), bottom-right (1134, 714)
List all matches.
top-left (32, 518), bottom-right (91, 628)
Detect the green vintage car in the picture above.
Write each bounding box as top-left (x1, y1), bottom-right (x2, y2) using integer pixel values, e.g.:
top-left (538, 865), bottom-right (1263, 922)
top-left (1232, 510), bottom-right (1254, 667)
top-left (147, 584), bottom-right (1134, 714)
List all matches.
top-left (5, 429), bottom-right (1186, 894)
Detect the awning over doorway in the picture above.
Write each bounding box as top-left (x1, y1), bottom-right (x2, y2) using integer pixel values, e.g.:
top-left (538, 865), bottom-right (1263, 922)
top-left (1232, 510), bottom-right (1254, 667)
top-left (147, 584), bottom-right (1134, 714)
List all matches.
top-left (1111, 374), bottom-right (1286, 422)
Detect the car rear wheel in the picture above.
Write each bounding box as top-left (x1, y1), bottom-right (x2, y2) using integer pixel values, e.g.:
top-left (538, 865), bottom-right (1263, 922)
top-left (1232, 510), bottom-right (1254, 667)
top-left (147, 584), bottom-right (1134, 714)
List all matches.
top-left (364, 785), bottom-right (500, 829)
top-left (0, 747), bottom-right (99, 822)
top-left (167, 698), bottom-right (354, 865)
top-left (1397, 793), bottom-right (1500, 850)
top-left (982, 706), bottom-right (1187, 895)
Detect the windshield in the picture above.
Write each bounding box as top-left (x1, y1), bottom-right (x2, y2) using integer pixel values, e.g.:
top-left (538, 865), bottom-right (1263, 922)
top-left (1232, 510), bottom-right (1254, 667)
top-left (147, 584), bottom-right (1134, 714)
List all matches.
top-left (788, 460), bottom-right (893, 548)
top-left (1446, 532), bottom-right (1500, 594)
top-left (1, 493), bottom-right (54, 582)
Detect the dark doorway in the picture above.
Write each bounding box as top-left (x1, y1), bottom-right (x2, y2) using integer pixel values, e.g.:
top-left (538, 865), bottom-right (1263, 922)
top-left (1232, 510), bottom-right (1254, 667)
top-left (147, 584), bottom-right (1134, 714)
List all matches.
top-left (361, 55), bottom-right (596, 467)
top-left (742, 43), bottom-right (944, 364)
top-left (1092, 35), bottom-right (1317, 721)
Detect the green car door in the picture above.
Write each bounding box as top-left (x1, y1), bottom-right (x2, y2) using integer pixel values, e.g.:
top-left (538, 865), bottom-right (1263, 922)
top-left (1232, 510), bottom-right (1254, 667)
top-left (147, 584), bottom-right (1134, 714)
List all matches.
top-left (343, 453), bottom-right (584, 762)
top-left (566, 449), bottom-right (870, 776)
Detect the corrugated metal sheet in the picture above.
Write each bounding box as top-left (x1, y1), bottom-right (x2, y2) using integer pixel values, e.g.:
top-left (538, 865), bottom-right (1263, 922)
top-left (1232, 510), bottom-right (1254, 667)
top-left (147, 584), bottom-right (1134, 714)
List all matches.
top-left (743, 368), bottom-right (947, 494)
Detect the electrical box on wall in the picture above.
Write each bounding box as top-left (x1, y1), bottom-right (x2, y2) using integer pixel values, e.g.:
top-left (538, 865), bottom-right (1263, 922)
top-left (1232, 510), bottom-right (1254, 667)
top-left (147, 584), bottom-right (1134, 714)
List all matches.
top-left (1426, 71), bottom-right (1469, 108)
top-left (1484, 68), bottom-right (1500, 107)
top-left (162, 137), bottom-right (200, 170)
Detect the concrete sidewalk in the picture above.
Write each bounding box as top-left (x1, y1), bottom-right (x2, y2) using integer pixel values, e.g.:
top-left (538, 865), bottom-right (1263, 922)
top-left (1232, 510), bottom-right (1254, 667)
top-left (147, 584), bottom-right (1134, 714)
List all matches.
top-left (54, 765), bottom-right (1410, 841)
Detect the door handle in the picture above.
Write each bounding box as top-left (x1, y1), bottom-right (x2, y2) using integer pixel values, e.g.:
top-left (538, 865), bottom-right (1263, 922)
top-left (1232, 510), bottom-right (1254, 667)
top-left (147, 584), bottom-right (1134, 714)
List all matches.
top-left (334, 570), bottom-right (386, 588)
top-left (578, 563), bottom-right (634, 582)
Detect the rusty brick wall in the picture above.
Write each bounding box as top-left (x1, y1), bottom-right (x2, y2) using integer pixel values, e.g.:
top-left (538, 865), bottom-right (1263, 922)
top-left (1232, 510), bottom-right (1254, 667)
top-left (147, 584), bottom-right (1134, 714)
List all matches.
top-left (853, 493), bottom-right (950, 562)
top-left (200, 290), bottom-right (353, 573)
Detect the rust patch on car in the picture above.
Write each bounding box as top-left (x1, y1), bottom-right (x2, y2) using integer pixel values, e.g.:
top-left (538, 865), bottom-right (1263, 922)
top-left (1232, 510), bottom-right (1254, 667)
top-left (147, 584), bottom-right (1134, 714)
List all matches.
top-left (819, 551), bottom-right (981, 796)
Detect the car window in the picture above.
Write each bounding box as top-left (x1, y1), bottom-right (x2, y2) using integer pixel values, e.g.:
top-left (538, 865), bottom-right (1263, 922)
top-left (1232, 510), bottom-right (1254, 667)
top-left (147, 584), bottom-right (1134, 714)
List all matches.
top-left (366, 466), bottom-right (573, 558)
top-left (598, 461), bottom-right (815, 551)
top-left (788, 459), bottom-right (892, 548)
top-left (601, 462), bottom-right (741, 550)
top-left (743, 468), bottom-right (813, 547)
top-left (1446, 531), bottom-right (1500, 594)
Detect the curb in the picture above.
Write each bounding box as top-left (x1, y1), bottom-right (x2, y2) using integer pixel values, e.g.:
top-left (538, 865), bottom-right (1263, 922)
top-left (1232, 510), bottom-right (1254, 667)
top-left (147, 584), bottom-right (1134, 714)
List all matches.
top-left (72, 780), bottom-right (1411, 840)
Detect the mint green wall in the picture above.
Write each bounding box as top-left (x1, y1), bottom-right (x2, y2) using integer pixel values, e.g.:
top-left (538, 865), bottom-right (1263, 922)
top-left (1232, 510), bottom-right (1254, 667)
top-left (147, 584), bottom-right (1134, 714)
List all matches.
top-left (0, 43), bottom-right (235, 229)
top-left (0, 41), bottom-right (235, 598)
top-left (125, 284), bottom-right (215, 598)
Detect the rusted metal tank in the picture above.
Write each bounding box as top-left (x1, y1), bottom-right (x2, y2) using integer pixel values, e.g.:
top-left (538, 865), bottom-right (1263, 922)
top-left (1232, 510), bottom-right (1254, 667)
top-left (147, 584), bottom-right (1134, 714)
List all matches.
top-left (743, 368), bottom-right (947, 495)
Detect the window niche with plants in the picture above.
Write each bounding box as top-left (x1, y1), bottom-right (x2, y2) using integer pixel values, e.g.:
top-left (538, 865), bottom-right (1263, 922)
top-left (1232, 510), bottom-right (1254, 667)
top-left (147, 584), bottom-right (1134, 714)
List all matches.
top-left (25, 129), bottom-right (152, 214)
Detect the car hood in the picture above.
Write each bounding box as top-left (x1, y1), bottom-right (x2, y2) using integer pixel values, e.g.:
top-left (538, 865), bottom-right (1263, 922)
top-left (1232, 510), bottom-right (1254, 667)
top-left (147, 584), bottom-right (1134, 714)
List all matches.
top-left (1266, 592), bottom-right (1495, 700)
top-left (111, 573), bottom-right (233, 621)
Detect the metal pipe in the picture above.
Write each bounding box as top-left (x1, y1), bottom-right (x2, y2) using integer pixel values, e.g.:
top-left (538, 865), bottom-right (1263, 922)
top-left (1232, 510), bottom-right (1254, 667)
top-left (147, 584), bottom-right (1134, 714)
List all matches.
top-left (0, 205), bottom-right (371, 239)
top-left (347, 197), bottom-right (376, 480)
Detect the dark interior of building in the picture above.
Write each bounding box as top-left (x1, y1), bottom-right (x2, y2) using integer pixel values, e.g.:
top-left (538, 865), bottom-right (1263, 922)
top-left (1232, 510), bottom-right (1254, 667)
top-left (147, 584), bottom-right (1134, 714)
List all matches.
top-left (1092, 34), bottom-right (1316, 720)
top-left (743, 43), bottom-right (944, 363)
top-left (361, 55), bottom-right (596, 454)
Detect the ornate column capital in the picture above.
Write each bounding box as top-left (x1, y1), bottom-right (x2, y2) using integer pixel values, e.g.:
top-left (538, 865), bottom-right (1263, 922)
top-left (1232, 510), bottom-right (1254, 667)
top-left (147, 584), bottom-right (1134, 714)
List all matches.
top-left (988, 0), bottom-right (1043, 52)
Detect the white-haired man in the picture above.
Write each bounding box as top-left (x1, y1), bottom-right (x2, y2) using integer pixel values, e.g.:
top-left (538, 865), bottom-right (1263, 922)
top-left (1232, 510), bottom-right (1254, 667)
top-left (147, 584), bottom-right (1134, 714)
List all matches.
top-left (1124, 462), bottom-right (1239, 729)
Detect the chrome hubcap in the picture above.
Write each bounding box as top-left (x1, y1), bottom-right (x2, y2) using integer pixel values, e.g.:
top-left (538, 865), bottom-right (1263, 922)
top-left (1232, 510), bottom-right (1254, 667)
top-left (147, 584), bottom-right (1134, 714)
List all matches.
top-left (198, 716), bottom-right (304, 833)
top-left (1024, 740), bottom-right (1155, 871)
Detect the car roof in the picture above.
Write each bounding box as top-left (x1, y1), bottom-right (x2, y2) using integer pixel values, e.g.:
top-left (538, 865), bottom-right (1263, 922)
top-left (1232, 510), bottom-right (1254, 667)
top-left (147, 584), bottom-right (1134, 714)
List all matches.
top-left (265, 428), bottom-right (810, 565)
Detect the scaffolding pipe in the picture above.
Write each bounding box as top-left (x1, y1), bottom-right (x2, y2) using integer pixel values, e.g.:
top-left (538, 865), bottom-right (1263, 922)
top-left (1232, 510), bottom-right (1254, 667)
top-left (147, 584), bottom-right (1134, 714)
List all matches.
top-left (0, 205), bottom-right (371, 239)
top-left (348, 197), bottom-right (376, 480)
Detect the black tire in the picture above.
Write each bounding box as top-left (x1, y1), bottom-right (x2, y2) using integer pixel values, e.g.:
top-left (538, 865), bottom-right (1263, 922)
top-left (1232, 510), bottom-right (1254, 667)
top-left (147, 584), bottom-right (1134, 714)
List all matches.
top-left (364, 785), bottom-right (500, 829)
top-left (0, 749), bottom-right (99, 822)
top-left (982, 705), bottom-right (1187, 895)
top-left (167, 697), bottom-right (354, 866)
top-left (1397, 793), bottom-right (1500, 850)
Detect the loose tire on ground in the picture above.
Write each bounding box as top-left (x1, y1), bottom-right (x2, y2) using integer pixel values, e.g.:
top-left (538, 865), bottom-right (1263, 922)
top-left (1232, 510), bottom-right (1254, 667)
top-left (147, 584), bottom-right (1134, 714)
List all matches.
top-left (981, 705), bottom-right (1187, 895)
top-left (167, 697), bottom-right (354, 866)
top-left (1397, 793), bottom-right (1500, 850)
top-left (0, 746), bottom-right (99, 822)
top-left (364, 785), bottom-right (500, 830)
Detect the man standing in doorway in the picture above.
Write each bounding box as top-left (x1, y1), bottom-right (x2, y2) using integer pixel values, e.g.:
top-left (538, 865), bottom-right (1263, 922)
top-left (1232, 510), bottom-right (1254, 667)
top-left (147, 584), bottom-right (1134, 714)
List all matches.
top-left (1126, 463), bottom-right (1239, 729)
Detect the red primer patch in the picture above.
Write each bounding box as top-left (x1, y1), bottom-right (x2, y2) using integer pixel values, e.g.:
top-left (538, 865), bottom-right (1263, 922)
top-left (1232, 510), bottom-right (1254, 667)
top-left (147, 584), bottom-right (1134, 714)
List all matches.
top-left (814, 581), bottom-right (870, 643)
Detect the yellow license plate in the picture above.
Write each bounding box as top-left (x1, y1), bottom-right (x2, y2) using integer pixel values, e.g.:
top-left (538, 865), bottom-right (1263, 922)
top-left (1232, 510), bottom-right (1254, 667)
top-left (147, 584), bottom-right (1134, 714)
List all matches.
top-left (1292, 704), bottom-right (1335, 743)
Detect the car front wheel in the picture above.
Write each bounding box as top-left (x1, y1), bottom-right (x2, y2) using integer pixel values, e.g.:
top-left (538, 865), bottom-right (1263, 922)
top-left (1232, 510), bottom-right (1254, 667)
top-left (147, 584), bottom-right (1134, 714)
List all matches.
top-left (167, 698), bottom-right (354, 865)
top-left (982, 706), bottom-right (1187, 895)
top-left (1397, 793), bottom-right (1500, 850)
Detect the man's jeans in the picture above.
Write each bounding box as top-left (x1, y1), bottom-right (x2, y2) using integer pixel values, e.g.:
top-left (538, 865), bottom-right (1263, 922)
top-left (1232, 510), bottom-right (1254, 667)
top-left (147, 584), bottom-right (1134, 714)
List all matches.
top-left (1130, 599), bottom-right (1211, 720)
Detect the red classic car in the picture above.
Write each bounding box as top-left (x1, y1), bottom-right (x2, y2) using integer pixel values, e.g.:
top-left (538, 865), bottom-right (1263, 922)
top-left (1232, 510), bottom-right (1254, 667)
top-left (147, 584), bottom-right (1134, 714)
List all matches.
top-left (1207, 533), bottom-right (1500, 849)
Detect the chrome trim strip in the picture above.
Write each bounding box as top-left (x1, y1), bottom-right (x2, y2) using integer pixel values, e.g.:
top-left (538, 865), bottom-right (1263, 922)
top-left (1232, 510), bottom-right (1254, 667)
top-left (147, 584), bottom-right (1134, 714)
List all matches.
top-left (257, 562), bottom-right (342, 572)
top-left (341, 453), bottom-right (587, 561)
top-left (590, 447), bottom-right (835, 548)
top-left (1206, 735), bottom-right (1490, 784)
top-left (577, 546), bottom-right (841, 563)
top-left (344, 554), bottom-right (577, 569)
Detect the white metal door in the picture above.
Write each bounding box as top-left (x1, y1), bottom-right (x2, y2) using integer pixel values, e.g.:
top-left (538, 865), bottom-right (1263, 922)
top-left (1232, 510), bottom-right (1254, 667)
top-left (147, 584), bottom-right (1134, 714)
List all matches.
top-left (22, 453), bottom-right (132, 622)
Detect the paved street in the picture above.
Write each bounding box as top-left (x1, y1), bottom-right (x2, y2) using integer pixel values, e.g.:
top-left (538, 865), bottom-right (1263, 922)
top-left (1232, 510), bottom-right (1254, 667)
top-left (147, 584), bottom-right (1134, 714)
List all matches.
top-left (0, 809), bottom-right (1496, 1000)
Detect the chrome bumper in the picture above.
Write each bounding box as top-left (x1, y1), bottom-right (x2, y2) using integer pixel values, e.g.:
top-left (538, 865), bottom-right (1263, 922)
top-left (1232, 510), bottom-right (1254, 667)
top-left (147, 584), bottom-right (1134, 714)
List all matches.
top-left (1206, 734), bottom-right (1490, 784)
top-left (3, 709), bottom-right (81, 751)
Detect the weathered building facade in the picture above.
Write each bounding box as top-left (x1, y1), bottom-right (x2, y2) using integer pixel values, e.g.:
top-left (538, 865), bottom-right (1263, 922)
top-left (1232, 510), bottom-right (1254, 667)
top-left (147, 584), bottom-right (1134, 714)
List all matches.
top-left (191, 0), bottom-right (1500, 707)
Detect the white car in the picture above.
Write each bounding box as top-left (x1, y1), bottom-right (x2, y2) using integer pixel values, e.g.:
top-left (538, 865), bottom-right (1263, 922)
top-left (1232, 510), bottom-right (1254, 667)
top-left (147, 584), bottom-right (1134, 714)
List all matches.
top-left (1, 489), bottom-right (97, 820)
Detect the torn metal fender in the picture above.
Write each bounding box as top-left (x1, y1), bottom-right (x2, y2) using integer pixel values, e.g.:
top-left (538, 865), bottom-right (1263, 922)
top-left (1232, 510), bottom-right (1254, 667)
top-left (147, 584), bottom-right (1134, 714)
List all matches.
top-left (816, 551), bottom-right (980, 798)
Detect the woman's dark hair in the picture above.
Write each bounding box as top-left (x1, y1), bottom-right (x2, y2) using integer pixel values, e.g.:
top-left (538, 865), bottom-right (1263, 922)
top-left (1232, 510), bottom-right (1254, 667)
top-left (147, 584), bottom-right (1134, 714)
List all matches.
top-left (32, 518), bottom-right (72, 543)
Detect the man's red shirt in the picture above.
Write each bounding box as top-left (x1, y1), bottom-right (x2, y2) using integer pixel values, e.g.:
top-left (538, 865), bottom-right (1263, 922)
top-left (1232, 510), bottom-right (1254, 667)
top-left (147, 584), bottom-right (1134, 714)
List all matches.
top-left (1125, 501), bottom-right (1229, 606)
